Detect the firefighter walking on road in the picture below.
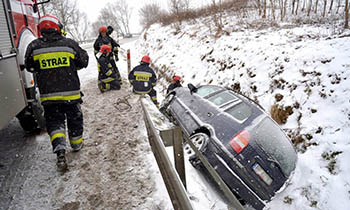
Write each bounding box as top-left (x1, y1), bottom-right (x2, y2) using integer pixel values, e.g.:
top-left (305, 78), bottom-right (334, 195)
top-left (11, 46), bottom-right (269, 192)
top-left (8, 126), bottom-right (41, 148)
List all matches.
top-left (93, 26), bottom-right (122, 85)
top-left (128, 55), bottom-right (158, 106)
top-left (97, 44), bottom-right (121, 92)
top-left (25, 14), bottom-right (89, 171)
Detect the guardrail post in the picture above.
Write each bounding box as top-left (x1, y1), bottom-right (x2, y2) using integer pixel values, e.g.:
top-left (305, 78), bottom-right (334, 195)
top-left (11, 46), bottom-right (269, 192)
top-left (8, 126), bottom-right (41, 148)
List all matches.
top-left (127, 49), bottom-right (131, 74)
top-left (173, 126), bottom-right (186, 189)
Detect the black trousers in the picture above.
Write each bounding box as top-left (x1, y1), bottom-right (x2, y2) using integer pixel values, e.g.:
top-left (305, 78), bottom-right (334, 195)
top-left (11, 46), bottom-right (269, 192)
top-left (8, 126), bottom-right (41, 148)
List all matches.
top-left (110, 59), bottom-right (121, 82)
top-left (44, 103), bottom-right (83, 153)
top-left (148, 89), bottom-right (158, 105)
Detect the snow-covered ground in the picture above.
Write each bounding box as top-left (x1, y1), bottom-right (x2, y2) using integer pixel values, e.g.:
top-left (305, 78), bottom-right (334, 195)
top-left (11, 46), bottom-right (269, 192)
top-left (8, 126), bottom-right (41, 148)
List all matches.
top-left (132, 14), bottom-right (350, 210)
top-left (1, 16), bottom-right (349, 210)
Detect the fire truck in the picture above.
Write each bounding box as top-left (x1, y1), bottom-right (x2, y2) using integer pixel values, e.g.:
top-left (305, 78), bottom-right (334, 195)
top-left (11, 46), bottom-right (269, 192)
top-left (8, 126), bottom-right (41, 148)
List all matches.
top-left (0, 0), bottom-right (50, 131)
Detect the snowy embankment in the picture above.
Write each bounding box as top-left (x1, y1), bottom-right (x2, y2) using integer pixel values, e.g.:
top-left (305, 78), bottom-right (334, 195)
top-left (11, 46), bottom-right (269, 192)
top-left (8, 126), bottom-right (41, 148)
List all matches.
top-left (134, 18), bottom-right (350, 210)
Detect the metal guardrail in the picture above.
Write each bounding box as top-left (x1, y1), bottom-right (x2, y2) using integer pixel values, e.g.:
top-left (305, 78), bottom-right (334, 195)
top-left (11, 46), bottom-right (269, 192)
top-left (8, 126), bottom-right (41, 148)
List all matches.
top-left (141, 96), bottom-right (245, 210)
top-left (141, 97), bottom-right (193, 210)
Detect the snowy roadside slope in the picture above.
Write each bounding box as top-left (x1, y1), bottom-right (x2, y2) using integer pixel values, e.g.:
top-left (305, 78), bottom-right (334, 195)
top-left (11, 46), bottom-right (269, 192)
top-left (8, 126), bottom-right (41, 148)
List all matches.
top-left (135, 20), bottom-right (350, 210)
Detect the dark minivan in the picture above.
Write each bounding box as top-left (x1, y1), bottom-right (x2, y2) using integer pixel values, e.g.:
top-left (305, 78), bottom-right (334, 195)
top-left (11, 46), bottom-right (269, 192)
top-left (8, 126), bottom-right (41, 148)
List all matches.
top-left (160, 84), bottom-right (297, 209)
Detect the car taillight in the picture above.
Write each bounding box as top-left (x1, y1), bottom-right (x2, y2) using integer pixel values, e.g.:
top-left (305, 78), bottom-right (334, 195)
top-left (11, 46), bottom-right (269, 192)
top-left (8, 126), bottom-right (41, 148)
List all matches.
top-left (252, 163), bottom-right (273, 185)
top-left (230, 130), bottom-right (249, 154)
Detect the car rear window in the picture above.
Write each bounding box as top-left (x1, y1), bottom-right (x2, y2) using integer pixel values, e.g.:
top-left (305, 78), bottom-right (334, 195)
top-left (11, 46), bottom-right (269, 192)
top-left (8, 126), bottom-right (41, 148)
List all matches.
top-left (225, 102), bottom-right (252, 122)
top-left (208, 91), bottom-right (239, 106)
top-left (196, 86), bottom-right (222, 97)
top-left (253, 117), bottom-right (297, 177)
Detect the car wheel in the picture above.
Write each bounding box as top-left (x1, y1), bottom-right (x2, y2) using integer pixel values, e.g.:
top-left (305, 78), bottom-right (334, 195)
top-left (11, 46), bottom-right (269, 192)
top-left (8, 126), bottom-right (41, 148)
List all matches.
top-left (184, 133), bottom-right (209, 169)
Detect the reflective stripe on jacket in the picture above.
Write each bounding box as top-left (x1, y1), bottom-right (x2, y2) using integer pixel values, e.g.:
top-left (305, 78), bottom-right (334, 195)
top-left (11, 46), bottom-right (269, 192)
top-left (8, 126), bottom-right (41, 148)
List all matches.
top-left (25, 31), bottom-right (89, 105)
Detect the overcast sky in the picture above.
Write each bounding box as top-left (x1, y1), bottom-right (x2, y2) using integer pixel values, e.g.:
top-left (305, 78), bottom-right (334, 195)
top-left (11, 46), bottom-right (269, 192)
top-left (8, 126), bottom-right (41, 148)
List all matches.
top-left (76, 0), bottom-right (211, 33)
top-left (76, 0), bottom-right (167, 33)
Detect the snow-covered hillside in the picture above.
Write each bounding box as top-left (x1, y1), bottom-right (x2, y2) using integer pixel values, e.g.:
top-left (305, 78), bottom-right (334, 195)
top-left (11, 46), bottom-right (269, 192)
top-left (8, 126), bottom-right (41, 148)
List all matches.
top-left (134, 14), bottom-right (350, 210)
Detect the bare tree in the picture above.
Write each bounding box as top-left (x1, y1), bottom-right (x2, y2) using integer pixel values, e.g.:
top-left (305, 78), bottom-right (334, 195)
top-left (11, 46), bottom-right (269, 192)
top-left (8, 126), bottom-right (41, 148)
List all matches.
top-left (329, 0), bottom-right (334, 13)
top-left (113, 0), bottom-right (132, 35)
top-left (92, 1), bottom-right (132, 37)
top-left (139, 3), bottom-right (162, 29)
top-left (168, 0), bottom-right (190, 30)
top-left (211, 0), bottom-right (224, 32)
top-left (44, 0), bottom-right (91, 41)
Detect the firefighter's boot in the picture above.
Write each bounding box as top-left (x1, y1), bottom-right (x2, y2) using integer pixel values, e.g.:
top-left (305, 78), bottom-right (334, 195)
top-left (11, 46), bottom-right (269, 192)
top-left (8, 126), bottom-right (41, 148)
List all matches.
top-left (56, 150), bottom-right (67, 171)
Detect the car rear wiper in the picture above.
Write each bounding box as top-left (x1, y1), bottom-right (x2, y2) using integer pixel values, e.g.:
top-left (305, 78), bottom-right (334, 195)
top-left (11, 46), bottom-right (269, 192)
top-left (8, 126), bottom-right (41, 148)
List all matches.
top-left (267, 157), bottom-right (285, 177)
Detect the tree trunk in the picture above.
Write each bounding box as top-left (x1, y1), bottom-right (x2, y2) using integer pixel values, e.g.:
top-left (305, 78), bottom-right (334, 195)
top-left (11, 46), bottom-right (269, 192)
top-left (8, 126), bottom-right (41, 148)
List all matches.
top-left (285, 0), bottom-right (288, 18)
top-left (315, 0), bottom-right (319, 14)
top-left (263, 0), bottom-right (267, 18)
top-left (270, 0), bottom-right (276, 20)
top-left (329, 0), bottom-right (334, 13)
top-left (280, 0), bottom-right (284, 21)
top-left (307, 0), bottom-right (312, 16)
top-left (345, 0), bottom-right (349, 28)
top-left (256, 0), bottom-right (262, 16)
top-left (292, 0), bottom-right (296, 14)
top-left (322, 0), bottom-right (327, 17)
top-left (336, 0), bottom-right (341, 14)
top-left (296, 0), bottom-right (300, 14)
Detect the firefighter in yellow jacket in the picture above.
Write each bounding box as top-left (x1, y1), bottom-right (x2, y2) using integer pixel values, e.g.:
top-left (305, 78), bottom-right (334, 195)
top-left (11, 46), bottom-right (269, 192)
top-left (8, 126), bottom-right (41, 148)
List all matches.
top-left (25, 14), bottom-right (89, 170)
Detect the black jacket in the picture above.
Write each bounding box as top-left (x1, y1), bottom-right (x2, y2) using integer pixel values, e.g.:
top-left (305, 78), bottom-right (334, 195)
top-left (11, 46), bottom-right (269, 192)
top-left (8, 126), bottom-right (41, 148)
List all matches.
top-left (25, 31), bottom-right (89, 105)
top-left (166, 82), bottom-right (182, 94)
top-left (93, 34), bottom-right (120, 58)
top-left (128, 63), bottom-right (157, 94)
top-left (97, 54), bottom-right (117, 82)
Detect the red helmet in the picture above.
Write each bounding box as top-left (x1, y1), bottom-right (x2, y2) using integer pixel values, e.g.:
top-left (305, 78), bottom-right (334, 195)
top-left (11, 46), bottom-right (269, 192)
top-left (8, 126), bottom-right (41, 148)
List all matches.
top-left (100, 44), bottom-right (111, 54)
top-left (99, 26), bottom-right (108, 33)
top-left (173, 76), bottom-right (181, 83)
top-left (141, 55), bottom-right (150, 63)
top-left (39, 14), bottom-right (63, 33)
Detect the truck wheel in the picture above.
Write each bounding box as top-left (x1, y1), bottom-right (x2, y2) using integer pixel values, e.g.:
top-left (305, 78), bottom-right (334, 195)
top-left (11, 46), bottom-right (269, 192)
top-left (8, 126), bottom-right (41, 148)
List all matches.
top-left (31, 87), bottom-right (46, 129)
top-left (16, 108), bottom-right (40, 133)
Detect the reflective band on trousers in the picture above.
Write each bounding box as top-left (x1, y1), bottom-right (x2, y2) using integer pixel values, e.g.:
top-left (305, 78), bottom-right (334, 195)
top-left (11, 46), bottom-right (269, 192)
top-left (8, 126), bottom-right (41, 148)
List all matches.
top-left (70, 136), bottom-right (83, 145)
top-left (101, 77), bottom-right (115, 83)
top-left (51, 132), bottom-right (66, 142)
top-left (106, 70), bottom-right (113, 76)
top-left (40, 90), bottom-right (81, 102)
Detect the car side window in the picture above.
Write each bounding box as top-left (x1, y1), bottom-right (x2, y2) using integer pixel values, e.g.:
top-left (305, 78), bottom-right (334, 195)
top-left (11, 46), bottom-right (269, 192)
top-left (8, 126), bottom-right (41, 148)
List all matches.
top-left (208, 91), bottom-right (239, 106)
top-left (196, 86), bottom-right (222, 97)
top-left (225, 102), bottom-right (252, 122)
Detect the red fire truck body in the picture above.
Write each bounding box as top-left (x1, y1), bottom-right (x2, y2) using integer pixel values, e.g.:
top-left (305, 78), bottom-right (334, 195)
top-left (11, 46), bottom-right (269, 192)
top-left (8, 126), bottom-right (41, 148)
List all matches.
top-left (0, 0), bottom-right (49, 131)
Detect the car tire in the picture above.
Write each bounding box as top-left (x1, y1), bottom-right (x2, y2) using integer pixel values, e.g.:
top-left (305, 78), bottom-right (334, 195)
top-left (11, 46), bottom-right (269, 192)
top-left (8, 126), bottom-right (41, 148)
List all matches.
top-left (185, 133), bottom-right (209, 169)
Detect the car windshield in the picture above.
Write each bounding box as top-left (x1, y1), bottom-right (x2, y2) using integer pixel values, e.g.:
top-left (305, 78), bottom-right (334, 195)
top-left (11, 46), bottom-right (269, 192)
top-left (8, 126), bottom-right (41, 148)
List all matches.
top-left (253, 117), bottom-right (297, 177)
top-left (196, 86), bottom-right (222, 97)
top-left (208, 91), bottom-right (239, 107)
top-left (225, 102), bottom-right (252, 122)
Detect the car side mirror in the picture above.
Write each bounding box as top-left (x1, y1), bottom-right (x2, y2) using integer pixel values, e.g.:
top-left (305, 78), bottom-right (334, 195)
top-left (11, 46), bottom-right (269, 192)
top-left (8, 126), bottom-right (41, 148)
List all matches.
top-left (188, 83), bottom-right (198, 94)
